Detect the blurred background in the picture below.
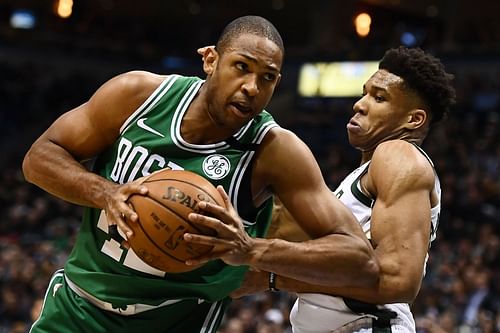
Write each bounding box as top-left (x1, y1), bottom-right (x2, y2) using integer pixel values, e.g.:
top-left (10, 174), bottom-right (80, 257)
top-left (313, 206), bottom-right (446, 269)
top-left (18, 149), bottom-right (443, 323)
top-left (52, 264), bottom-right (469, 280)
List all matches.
top-left (0, 0), bottom-right (499, 332)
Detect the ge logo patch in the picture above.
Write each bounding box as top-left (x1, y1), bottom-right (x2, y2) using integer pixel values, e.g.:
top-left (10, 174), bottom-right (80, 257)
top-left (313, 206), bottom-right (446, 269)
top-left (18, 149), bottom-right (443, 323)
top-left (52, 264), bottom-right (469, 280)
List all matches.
top-left (202, 154), bottom-right (230, 180)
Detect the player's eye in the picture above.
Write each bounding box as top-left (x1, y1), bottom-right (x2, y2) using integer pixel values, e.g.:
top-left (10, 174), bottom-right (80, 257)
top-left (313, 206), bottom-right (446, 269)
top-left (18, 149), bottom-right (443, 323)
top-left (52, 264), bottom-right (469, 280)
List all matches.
top-left (263, 73), bottom-right (277, 82)
top-left (235, 62), bottom-right (247, 71)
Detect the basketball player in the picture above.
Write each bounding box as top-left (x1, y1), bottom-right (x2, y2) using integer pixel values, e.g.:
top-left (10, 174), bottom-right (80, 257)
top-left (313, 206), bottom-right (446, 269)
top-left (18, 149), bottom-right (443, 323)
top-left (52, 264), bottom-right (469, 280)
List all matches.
top-left (183, 46), bottom-right (456, 332)
top-left (22, 16), bottom-right (378, 332)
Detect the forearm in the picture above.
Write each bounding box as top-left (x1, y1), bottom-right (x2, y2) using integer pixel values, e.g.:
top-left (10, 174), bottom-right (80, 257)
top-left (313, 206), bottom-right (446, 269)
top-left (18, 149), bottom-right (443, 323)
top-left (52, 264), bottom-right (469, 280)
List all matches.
top-left (248, 234), bottom-right (379, 288)
top-left (23, 140), bottom-right (115, 208)
top-left (270, 256), bottom-right (417, 304)
top-left (276, 274), bottom-right (402, 304)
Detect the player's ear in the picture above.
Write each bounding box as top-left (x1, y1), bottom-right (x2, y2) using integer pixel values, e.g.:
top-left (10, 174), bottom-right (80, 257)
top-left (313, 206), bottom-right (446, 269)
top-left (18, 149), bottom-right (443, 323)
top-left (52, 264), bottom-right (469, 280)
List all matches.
top-left (197, 45), bottom-right (215, 62)
top-left (202, 46), bottom-right (218, 75)
top-left (405, 109), bottom-right (427, 130)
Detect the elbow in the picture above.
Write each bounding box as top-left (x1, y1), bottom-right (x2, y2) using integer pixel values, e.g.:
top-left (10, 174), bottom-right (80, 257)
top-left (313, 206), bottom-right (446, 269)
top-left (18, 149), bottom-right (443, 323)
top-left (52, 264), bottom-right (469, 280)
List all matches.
top-left (22, 144), bottom-right (43, 185)
top-left (22, 150), bottom-right (35, 184)
top-left (392, 271), bottom-right (423, 303)
top-left (399, 280), bottom-right (421, 303)
top-left (379, 277), bottom-right (422, 304)
top-left (22, 137), bottom-right (48, 184)
top-left (386, 288), bottom-right (420, 304)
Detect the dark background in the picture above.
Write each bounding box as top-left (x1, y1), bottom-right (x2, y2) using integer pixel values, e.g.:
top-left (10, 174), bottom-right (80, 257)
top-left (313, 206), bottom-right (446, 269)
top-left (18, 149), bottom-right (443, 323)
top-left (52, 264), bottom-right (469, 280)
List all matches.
top-left (0, 1), bottom-right (499, 332)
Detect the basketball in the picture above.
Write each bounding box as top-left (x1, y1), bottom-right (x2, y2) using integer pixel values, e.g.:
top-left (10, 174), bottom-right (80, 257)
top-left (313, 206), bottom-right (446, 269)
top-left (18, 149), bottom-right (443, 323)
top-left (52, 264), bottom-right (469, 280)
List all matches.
top-left (127, 169), bottom-right (224, 273)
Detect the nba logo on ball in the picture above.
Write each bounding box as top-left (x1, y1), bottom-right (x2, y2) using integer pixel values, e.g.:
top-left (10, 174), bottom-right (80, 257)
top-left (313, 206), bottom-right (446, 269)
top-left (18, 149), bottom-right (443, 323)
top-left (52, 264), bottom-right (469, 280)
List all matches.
top-left (202, 154), bottom-right (230, 180)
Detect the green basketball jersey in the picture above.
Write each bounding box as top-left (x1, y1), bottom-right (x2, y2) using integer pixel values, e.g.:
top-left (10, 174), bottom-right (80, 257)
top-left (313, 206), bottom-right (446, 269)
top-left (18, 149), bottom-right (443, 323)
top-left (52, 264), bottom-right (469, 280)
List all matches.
top-left (64, 75), bottom-right (277, 310)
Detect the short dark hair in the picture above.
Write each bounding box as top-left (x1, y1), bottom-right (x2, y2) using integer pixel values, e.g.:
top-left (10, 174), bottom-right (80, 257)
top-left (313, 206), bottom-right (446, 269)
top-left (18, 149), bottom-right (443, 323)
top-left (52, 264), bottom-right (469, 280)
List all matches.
top-left (379, 46), bottom-right (456, 125)
top-left (216, 15), bottom-right (284, 56)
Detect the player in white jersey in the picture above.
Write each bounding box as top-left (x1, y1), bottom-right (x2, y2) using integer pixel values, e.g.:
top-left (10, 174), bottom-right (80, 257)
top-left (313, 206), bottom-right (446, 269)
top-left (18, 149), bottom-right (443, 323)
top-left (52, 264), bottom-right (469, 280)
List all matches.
top-left (289, 143), bottom-right (442, 332)
top-left (184, 46), bottom-right (456, 333)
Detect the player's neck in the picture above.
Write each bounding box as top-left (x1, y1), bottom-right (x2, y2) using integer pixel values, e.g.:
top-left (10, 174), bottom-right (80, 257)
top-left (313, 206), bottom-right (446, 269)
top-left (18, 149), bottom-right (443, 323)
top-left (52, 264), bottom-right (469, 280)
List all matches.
top-left (181, 101), bottom-right (235, 144)
top-left (182, 86), bottom-right (244, 144)
top-left (180, 113), bottom-right (230, 145)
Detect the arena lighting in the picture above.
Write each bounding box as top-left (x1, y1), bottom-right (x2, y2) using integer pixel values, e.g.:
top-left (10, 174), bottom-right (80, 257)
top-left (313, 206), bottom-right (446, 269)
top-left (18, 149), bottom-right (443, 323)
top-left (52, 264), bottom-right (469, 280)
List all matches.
top-left (162, 56), bottom-right (190, 69)
top-left (54, 0), bottom-right (73, 19)
top-left (401, 31), bottom-right (417, 47)
top-left (354, 12), bottom-right (371, 38)
top-left (10, 9), bottom-right (36, 29)
top-left (298, 61), bottom-right (379, 97)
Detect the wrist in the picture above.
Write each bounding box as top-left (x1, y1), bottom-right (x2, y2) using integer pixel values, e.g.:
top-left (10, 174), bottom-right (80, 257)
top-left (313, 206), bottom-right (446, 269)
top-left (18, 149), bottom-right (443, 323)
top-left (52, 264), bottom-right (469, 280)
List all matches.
top-left (269, 272), bottom-right (279, 292)
top-left (246, 237), bottom-right (267, 266)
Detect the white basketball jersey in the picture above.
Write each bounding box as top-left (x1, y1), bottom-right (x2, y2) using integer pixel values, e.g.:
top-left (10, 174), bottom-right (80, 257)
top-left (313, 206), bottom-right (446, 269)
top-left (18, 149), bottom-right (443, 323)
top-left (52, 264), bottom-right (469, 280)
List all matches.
top-left (290, 145), bottom-right (441, 333)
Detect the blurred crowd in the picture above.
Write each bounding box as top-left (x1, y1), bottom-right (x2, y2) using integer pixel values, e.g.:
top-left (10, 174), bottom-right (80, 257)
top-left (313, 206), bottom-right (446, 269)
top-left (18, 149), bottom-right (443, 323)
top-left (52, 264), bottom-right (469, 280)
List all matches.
top-left (0, 55), bottom-right (498, 333)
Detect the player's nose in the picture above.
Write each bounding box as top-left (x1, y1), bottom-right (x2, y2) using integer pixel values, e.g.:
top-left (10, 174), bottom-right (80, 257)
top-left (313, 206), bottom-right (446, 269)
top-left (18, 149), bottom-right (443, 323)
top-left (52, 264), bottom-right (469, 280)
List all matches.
top-left (352, 97), bottom-right (367, 115)
top-left (241, 74), bottom-right (259, 97)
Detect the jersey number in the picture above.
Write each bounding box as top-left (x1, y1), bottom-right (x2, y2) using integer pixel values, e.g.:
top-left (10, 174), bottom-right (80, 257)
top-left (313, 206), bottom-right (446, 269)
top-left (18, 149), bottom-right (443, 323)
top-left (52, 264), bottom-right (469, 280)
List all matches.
top-left (96, 211), bottom-right (165, 277)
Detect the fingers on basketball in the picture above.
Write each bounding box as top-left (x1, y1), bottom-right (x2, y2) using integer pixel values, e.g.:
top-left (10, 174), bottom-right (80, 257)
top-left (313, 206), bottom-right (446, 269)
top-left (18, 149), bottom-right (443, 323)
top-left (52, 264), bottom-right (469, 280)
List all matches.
top-left (127, 169), bottom-right (224, 273)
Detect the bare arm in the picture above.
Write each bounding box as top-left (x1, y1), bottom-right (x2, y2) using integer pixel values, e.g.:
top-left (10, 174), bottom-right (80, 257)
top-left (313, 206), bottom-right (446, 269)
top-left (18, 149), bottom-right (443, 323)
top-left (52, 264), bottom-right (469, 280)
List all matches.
top-left (248, 140), bottom-right (435, 303)
top-left (22, 71), bottom-right (163, 236)
top-left (185, 128), bottom-right (379, 288)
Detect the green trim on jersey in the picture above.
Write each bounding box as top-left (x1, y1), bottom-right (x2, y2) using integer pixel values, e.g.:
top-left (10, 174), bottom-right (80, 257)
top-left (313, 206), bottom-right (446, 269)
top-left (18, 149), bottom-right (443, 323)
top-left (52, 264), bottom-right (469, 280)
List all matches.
top-left (65, 75), bottom-right (277, 310)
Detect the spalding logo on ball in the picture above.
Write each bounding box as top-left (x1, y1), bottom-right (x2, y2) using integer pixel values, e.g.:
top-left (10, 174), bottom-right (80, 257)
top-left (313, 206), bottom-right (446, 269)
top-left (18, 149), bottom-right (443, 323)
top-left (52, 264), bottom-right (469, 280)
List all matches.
top-left (127, 169), bottom-right (224, 273)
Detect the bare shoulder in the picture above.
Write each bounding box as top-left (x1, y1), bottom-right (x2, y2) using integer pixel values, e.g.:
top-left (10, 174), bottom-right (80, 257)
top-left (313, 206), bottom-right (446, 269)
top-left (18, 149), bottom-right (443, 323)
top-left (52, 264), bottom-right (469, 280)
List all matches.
top-left (101, 70), bottom-right (167, 103)
top-left (373, 140), bottom-right (434, 173)
top-left (86, 71), bottom-right (168, 123)
top-left (370, 140), bottom-right (435, 192)
top-left (116, 70), bottom-right (166, 89)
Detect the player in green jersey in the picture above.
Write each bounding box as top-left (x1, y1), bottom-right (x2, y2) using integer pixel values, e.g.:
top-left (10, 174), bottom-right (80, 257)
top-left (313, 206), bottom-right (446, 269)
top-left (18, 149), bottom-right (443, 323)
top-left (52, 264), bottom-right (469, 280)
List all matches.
top-left (23, 15), bottom-right (378, 333)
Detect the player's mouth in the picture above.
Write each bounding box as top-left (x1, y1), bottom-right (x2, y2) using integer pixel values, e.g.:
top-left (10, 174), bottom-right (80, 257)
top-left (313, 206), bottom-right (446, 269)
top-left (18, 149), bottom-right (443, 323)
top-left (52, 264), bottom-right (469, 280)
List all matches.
top-left (230, 102), bottom-right (253, 118)
top-left (347, 118), bottom-right (363, 133)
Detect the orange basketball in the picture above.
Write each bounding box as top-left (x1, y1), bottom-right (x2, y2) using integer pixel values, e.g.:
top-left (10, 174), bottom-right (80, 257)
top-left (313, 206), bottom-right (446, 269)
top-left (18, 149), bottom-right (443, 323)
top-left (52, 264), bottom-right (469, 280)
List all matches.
top-left (127, 169), bottom-right (224, 273)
